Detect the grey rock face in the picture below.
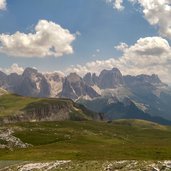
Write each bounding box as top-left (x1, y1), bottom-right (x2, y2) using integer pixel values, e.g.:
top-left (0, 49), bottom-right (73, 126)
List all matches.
top-left (18, 68), bottom-right (51, 97)
top-left (98, 68), bottom-right (124, 89)
top-left (61, 73), bottom-right (100, 100)
top-left (0, 71), bottom-right (7, 87)
top-left (45, 72), bottom-right (64, 97)
top-left (0, 68), bottom-right (51, 97)
top-left (83, 73), bottom-right (94, 86)
top-left (83, 68), bottom-right (124, 89)
top-left (123, 74), bottom-right (164, 87)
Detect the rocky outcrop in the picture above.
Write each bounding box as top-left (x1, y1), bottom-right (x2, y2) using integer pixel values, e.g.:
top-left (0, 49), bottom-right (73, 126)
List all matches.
top-left (23, 99), bottom-right (74, 122)
top-left (0, 128), bottom-right (31, 149)
top-left (0, 88), bottom-right (8, 96)
top-left (2, 160), bottom-right (171, 171)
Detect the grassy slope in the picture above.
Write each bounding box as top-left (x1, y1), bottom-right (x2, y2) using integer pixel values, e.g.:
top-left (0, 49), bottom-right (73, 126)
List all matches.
top-left (0, 120), bottom-right (171, 160)
top-left (0, 94), bottom-right (95, 121)
top-left (0, 94), bottom-right (41, 116)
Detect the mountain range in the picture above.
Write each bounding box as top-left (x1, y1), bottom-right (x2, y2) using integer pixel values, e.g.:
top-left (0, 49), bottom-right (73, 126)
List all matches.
top-left (0, 67), bottom-right (171, 124)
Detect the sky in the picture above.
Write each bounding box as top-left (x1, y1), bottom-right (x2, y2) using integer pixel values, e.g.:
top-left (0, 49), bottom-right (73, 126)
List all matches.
top-left (0, 0), bottom-right (171, 84)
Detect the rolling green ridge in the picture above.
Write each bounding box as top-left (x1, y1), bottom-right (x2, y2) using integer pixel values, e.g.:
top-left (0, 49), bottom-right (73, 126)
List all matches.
top-left (0, 94), bottom-right (40, 116)
top-left (0, 120), bottom-right (171, 160)
top-left (0, 93), bottom-right (98, 122)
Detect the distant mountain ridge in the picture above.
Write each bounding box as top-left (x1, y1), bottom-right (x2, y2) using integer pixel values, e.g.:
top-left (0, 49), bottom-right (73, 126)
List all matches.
top-left (78, 96), bottom-right (171, 125)
top-left (0, 67), bottom-right (171, 123)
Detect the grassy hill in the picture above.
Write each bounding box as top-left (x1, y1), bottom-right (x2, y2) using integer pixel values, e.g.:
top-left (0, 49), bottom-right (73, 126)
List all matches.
top-left (0, 93), bottom-right (99, 122)
top-left (0, 120), bottom-right (171, 160)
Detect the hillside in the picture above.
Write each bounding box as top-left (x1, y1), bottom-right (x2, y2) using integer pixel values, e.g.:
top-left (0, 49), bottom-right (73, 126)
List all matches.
top-left (0, 120), bottom-right (171, 161)
top-left (0, 93), bottom-right (100, 123)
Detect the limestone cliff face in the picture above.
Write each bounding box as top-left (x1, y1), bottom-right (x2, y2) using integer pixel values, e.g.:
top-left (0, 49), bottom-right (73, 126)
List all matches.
top-left (61, 73), bottom-right (100, 100)
top-left (83, 68), bottom-right (124, 89)
top-left (98, 68), bottom-right (124, 89)
top-left (23, 100), bottom-right (74, 121)
top-left (0, 68), bottom-right (51, 98)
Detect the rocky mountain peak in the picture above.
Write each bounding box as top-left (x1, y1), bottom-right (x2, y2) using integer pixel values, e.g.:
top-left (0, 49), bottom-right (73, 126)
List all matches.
top-left (45, 72), bottom-right (64, 97)
top-left (124, 74), bottom-right (164, 87)
top-left (61, 72), bottom-right (100, 100)
top-left (83, 72), bottom-right (94, 86)
top-left (98, 68), bottom-right (124, 89)
top-left (111, 67), bottom-right (121, 72)
top-left (22, 67), bottom-right (38, 77)
top-left (66, 73), bottom-right (82, 83)
top-left (136, 74), bottom-right (162, 84)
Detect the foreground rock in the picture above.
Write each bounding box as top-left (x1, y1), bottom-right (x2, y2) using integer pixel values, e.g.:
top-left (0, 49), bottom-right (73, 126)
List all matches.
top-left (1, 160), bottom-right (171, 171)
top-left (0, 128), bottom-right (31, 150)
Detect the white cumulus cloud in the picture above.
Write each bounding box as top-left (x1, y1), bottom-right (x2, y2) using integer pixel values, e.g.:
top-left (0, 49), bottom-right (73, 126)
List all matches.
top-left (115, 42), bottom-right (129, 51)
top-left (0, 0), bottom-right (6, 10)
top-left (106, 0), bottom-right (124, 11)
top-left (66, 36), bottom-right (171, 84)
top-left (0, 20), bottom-right (76, 58)
top-left (2, 64), bottom-right (24, 75)
top-left (107, 0), bottom-right (171, 40)
top-left (131, 0), bottom-right (171, 39)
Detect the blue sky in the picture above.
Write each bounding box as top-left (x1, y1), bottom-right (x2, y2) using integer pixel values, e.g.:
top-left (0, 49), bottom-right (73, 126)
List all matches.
top-left (0, 0), bottom-right (171, 83)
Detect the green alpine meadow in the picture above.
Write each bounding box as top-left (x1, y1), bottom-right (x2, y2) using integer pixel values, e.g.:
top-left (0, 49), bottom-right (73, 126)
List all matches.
top-left (1, 120), bottom-right (171, 161)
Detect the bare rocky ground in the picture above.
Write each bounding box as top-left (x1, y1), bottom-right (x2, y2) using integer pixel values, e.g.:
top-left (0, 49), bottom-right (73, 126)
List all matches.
top-left (0, 160), bottom-right (171, 171)
top-left (0, 128), bottom-right (31, 150)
